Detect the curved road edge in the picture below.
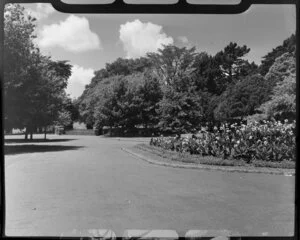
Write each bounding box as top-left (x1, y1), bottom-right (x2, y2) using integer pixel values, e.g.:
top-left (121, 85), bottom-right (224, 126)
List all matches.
top-left (121, 147), bottom-right (295, 176)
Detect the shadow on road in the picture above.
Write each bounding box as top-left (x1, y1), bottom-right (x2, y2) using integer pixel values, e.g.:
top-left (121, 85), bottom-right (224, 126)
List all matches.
top-left (4, 144), bottom-right (84, 155)
top-left (4, 138), bottom-right (77, 144)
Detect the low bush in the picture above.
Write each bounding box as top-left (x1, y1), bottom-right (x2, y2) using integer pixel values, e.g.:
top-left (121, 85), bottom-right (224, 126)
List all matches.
top-left (150, 120), bottom-right (295, 164)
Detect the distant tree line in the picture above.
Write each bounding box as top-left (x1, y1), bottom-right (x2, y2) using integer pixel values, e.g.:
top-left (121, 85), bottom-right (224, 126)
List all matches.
top-left (4, 4), bottom-right (78, 139)
top-left (76, 34), bottom-right (296, 135)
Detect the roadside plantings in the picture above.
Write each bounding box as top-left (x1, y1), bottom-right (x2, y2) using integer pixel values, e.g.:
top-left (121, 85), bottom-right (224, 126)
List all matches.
top-left (150, 120), bottom-right (295, 164)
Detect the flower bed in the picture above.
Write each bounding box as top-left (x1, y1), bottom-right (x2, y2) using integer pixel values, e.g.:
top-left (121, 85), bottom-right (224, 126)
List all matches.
top-left (150, 120), bottom-right (295, 163)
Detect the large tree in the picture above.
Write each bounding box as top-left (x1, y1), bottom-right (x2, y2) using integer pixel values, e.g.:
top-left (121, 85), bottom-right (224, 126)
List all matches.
top-left (93, 77), bottom-right (129, 133)
top-left (105, 57), bottom-right (152, 77)
top-left (214, 42), bottom-right (257, 89)
top-left (4, 4), bottom-right (72, 139)
top-left (193, 52), bottom-right (221, 94)
top-left (264, 52), bottom-right (296, 88)
top-left (259, 34), bottom-right (296, 76)
top-left (147, 45), bottom-right (197, 86)
top-left (147, 45), bottom-right (204, 134)
top-left (157, 84), bottom-right (203, 134)
top-left (15, 55), bottom-right (72, 139)
top-left (137, 71), bottom-right (163, 129)
top-left (4, 4), bottom-right (37, 132)
top-left (213, 74), bottom-right (270, 121)
top-left (258, 52), bottom-right (296, 120)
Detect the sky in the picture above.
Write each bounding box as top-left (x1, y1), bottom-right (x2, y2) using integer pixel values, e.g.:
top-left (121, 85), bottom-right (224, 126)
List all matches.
top-left (20, 2), bottom-right (296, 99)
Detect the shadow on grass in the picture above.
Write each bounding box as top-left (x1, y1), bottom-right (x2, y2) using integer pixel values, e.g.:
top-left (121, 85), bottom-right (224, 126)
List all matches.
top-left (4, 138), bottom-right (77, 144)
top-left (4, 144), bottom-right (84, 155)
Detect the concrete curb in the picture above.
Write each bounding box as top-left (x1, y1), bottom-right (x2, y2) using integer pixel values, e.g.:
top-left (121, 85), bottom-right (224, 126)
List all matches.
top-left (122, 148), bottom-right (295, 176)
top-left (99, 137), bottom-right (150, 142)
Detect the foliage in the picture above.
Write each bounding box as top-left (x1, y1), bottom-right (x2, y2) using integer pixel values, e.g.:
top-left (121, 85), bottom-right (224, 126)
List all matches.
top-left (63, 97), bottom-right (80, 122)
top-left (105, 57), bottom-right (152, 77)
top-left (150, 120), bottom-right (295, 163)
top-left (214, 42), bottom-right (257, 89)
top-left (264, 52), bottom-right (296, 87)
top-left (54, 110), bottom-right (73, 127)
top-left (213, 74), bottom-right (271, 120)
top-left (147, 45), bottom-right (197, 86)
top-left (76, 34), bottom-right (295, 134)
top-left (147, 45), bottom-right (204, 133)
top-left (259, 76), bottom-right (296, 120)
top-left (4, 4), bottom-right (37, 131)
top-left (157, 83), bottom-right (203, 134)
top-left (259, 34), bottom-right (296, 76)
top-left (78, 57), bottom-right (154, 129)
top-left (257, 52), bottom-right (296, 120)
top-left (137, 71), bottom-right (163, 128)
top-left (4, 4), bottom-right (72, 138)
top-left (193, 52), bottom-right (222, 94)
top-left (137, 144), bottom-right (294, 169)
top-left (93, 72), bottom-right (162, 132)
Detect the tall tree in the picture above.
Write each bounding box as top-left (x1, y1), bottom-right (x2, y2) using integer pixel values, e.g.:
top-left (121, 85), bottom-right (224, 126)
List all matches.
top-left (157, 82), bottom-right (203, 134)
top-left (147, 45), bottom-right (204, 134)
top-left (258, 52), bottom-right (296, 120)
top-left (259, 34), bottom-right (296, 76)
top-left (137, 71), bottom-right (163, 129)
top-left (213, 74), bottom-right (270, 121)
top-left (147, 45), bottom-right (197, 86)
top-left (214, 42), bottom-right (256, 90)
top-left (264, 52), bottom-right (296, 88)
top-left (105, 57), bottom-right (152, 77)
top-left (193, 52), bottom-right (220, 94)
top-left (93, 78), bottom-right (126, 133)
top-left (4, 4), bottom-right (72, 139)
top-left (4, 4), bottom-right (37, 133)
top-left (21, 56), bottom-right (72, 139)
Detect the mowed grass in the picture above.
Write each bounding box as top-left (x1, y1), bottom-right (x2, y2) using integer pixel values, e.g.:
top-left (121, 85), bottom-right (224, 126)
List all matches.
top-left (134, 144), bottom-right (295, 169)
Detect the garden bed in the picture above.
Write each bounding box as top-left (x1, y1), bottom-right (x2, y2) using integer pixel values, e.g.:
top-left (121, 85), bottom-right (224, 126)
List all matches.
top-left (132, 143), bottom-right (295, 170)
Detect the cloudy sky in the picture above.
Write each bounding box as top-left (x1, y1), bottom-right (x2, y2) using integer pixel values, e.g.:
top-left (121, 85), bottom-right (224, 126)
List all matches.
top-left (21, 3), bottom-right (295, 99)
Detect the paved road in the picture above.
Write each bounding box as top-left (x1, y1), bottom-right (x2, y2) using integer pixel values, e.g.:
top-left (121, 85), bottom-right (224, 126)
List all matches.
top-left (5, 135), bottom-right (295, 237)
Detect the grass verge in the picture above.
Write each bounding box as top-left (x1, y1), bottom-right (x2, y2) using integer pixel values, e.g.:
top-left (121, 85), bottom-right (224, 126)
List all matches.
top-left (134, 144), bottom-right (295, 169)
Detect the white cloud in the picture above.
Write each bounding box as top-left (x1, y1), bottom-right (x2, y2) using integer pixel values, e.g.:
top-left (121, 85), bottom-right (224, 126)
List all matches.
top-left (25, 3), bottom-right (55, 20)
top-left (178, 36), bottom-right (189, 44)
top-left (66, 65), bottom-right (95, 98)
top-left (37, 15), bottom-right (102, 53)
top-left (119, 19), bottom-right (174, 58)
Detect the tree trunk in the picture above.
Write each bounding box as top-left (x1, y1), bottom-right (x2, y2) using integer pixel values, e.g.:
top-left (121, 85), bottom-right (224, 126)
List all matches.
top-left (25, 129), bottom-right (28, 140)
top-left (30, 131), bottom-right (33, 140)
top-left (110, 126), bottom-right (112, 137)
top-left (44, 126), bottom-right (47, 140)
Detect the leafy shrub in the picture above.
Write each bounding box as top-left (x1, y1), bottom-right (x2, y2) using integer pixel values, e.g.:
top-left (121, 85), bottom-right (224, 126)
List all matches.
top-left (150, 120), bottom-right (295, 163)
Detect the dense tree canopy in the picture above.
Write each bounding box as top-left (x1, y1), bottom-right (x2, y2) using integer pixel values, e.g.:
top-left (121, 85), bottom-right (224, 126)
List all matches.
top-left (4, 4), bottom-right (73, 139)
top-left (147, 45), bottom-right (197, 86)
top-left (258, 52), bottom-right (296, 120)
top-left (214, 42), bottom-right (258, 89)
top-left (259, 34), bottom-right (296, 76)
top-left (4, 4), bottom-right (37, 131)
top-left (213, 74), bottom-right (270, 121)
top-left (264, 52), bottom-right (296, 87)
top-left (75, 34), bottom-right (295, 135)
